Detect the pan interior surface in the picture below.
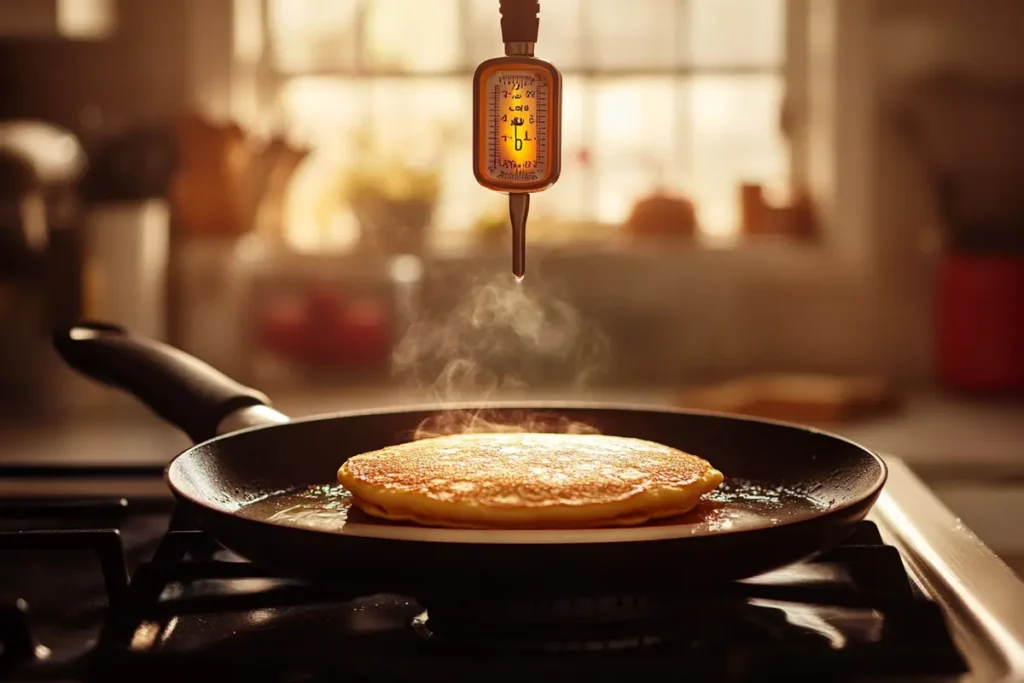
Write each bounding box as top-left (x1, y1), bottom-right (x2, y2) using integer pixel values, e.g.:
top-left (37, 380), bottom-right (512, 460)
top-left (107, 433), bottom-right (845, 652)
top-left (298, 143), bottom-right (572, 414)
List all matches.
top-left (233, 476), bottom-right (830, 543)
top-left (167, 405), bottom-right (886, 545)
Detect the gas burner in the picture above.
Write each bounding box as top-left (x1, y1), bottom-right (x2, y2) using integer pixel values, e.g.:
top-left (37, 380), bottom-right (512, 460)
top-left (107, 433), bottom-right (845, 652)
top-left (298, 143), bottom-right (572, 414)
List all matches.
top-left (411, 593), bottom-right (810, 654)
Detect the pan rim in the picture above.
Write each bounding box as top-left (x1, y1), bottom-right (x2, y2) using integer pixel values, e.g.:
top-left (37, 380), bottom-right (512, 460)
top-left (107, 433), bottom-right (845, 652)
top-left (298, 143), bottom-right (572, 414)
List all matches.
top-left (165, 401), bottom-right (888, 545)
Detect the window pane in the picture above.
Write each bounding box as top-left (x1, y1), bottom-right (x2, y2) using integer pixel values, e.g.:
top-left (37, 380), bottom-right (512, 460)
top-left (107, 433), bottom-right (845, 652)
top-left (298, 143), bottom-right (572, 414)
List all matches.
top-left (591, 164), bottom-right (663, 225)
top-left (277, 78), bottom-right (368, 252)
top-left (687, 75), bottom-right (788, 238)
top-left (433, 139), bottom-right (478, 237)
top-left (365, 78), bottom-right (468, 165)
top-left (268, 0), bottom-right (359, 73)
top-left (365, 0), bottom-right (461, 73)
top-left (689, 0), bottom-right (785, 67)
top-left (464, 1), bottom-right (502, 66)
top-left (583, 0), bottom-right (679, 69)
top-left (590, 77), bottom-right (677, 152)
top-left (587, 78), bottom-right (677, 223)
top-left (359, 79), bottom-right (469, 237)
top-left (466, 0), bottom-right (584, 70)
top-left (559, 76), bottom-right (588, 156)
top-left (279, 77), bottom-right (370, 150)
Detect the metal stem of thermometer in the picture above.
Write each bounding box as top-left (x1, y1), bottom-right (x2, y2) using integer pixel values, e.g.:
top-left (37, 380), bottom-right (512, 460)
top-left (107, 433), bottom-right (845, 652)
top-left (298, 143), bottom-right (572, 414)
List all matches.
top-left (473, 0), bottom-right (562, 280)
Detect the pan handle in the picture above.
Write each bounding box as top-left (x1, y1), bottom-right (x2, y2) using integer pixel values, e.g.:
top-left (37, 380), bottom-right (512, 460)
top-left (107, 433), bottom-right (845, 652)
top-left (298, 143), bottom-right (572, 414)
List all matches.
top-left (54, 322), bottom-right (277, 443)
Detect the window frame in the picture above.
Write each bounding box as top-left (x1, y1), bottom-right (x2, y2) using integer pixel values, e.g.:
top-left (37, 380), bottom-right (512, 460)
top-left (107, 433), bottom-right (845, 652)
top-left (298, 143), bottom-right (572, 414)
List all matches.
top-left (185, 0), bottom-right (887, 377)
top-left (215, 0), bottom-right (876, 276)
top-left (234, 0), bottom-right (795, 243)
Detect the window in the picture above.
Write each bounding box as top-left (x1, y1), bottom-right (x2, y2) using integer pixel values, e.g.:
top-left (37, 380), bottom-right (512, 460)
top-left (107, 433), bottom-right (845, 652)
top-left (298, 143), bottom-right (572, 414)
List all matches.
top-left (251, 0), bottom-right (788, 250)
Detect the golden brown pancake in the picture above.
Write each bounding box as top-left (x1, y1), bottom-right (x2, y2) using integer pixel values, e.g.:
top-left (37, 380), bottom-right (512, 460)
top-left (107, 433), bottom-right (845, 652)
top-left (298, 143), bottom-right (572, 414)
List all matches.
top-left (337, 432), bottom-right (724, 529)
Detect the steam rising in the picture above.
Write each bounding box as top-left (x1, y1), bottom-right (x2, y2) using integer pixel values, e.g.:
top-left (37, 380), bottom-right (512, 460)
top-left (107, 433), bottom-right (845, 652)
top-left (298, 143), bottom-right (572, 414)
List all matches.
top-left (392, 274), bottom-right (611, 437)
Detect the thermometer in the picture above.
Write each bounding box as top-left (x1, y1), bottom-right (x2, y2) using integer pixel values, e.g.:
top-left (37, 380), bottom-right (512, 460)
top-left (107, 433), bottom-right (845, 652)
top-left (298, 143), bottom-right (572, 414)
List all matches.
top-left (473, 0), bottom-right (562, 279)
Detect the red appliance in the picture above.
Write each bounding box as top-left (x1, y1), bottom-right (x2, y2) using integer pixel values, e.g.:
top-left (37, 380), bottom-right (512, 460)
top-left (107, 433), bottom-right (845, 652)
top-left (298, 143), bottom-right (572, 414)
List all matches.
top-left (936, 254), bottom-right (1024, 392)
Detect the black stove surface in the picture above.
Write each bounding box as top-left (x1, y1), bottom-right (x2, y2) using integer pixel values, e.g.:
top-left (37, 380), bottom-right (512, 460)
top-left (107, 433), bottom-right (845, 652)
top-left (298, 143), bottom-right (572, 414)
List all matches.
top-left (0, 495), bottom-right (969, 683)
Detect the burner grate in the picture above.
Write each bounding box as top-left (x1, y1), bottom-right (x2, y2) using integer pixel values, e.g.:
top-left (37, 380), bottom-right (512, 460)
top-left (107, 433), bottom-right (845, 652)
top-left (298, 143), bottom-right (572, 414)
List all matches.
top-left (0, 497), bottom-right (136, 678)
top-left (0, 600), bottom-right (41, 665)
top-left (0, 498), bottom-right (131, 605)
top-left (1, 507), bottom-right (971, 682)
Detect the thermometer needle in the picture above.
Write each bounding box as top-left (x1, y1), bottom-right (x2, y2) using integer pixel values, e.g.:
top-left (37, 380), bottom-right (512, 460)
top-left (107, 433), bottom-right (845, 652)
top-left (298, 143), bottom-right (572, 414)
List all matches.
top-left (509, 192), bottom-right (530, 280)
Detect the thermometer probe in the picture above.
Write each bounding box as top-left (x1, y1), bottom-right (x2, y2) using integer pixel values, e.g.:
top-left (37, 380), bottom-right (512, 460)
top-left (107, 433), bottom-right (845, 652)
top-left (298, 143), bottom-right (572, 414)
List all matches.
top-left (473, 0), bottom-right (562, 279)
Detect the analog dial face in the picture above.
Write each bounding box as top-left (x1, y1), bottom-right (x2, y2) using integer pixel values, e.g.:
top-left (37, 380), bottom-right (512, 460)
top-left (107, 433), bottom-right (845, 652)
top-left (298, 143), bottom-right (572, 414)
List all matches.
top-left (474, 61), bottom-right (560, 192)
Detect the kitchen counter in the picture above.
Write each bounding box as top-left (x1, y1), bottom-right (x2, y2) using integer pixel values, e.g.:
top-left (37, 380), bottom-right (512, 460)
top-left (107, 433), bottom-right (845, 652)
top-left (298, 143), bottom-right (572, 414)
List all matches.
top-left (0, 387), bottom-right (1021, 482)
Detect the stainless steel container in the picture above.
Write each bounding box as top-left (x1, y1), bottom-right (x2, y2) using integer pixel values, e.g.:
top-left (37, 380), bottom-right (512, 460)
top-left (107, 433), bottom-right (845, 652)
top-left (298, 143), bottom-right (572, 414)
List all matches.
top-left (82, 199), bottom-right (170, 340)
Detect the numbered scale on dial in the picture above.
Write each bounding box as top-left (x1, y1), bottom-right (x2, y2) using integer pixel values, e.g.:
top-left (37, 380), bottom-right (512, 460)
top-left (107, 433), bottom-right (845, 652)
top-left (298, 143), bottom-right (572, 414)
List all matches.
top-left (473, 57), bottom-right (562, 194)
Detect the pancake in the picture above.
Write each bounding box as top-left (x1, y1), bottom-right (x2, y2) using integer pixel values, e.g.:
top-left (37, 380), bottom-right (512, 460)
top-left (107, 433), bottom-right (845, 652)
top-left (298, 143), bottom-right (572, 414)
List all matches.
top-left (337, 432), bottom-right (724, 529)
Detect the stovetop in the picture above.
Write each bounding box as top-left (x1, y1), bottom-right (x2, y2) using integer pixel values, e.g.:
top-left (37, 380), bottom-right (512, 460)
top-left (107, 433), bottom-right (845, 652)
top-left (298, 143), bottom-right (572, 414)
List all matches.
top-left (0, 486), bottom-right (979, 683)
top-left (4, 455), bottom-right (1024, 682)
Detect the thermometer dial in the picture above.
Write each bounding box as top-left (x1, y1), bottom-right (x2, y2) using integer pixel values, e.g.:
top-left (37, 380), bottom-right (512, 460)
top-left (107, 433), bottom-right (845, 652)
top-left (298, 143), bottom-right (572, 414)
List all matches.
top-left (473, 56), bottom-right (562, 193)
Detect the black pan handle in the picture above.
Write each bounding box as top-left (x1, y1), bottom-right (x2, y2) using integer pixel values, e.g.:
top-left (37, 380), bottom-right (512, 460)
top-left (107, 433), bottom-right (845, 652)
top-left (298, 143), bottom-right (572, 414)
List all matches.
top-left (53, 322), bottom-right (272, 443)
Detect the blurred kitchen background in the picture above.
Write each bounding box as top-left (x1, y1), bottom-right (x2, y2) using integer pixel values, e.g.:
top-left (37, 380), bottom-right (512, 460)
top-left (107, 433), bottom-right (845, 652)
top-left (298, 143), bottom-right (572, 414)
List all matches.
top-left (0, 0), bottom-right (1022, 570)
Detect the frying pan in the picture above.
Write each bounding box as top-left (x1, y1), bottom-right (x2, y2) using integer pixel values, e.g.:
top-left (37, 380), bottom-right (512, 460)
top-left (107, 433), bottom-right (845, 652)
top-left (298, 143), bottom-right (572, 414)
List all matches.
top-left (54, 323), bottom-right (887, 593)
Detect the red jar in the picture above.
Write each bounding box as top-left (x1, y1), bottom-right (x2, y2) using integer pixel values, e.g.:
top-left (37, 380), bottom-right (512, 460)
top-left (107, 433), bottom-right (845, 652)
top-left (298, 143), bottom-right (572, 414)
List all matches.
top-left (935, 254), bottom-right (1024, 392)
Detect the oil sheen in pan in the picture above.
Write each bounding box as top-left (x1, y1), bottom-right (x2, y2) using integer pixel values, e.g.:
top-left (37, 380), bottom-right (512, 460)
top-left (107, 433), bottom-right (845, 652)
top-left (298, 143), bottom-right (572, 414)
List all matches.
top-left (237, 478), bottom-right (830, 535)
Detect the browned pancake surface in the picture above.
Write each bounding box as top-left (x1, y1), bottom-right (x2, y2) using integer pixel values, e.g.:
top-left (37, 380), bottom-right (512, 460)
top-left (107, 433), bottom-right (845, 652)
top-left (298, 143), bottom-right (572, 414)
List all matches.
top-left (337, 432), bottom-right (724, 529)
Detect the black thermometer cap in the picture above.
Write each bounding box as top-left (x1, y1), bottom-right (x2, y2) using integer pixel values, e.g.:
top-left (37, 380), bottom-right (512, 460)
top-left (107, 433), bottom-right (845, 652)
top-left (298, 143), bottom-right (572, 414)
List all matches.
top-left (499, 0), bottom-right (540, 43)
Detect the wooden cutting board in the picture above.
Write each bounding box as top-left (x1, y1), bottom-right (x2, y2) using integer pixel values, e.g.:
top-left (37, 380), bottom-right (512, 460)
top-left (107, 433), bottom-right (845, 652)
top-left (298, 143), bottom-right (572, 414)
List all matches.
top-left (678, 374), bottom-right (901, 424)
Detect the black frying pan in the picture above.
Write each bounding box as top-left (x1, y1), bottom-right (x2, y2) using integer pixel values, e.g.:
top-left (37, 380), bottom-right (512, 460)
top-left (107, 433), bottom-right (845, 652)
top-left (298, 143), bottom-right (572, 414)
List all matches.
top-left (54, 323), bottom-right (887, 594)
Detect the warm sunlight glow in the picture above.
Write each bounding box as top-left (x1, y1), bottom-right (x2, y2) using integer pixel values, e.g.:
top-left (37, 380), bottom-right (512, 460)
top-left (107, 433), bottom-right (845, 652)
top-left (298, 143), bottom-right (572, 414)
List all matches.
top-left (261, 0), bottom-right (787, 248)
top-left (57, 0), bottom-right (115, 39)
